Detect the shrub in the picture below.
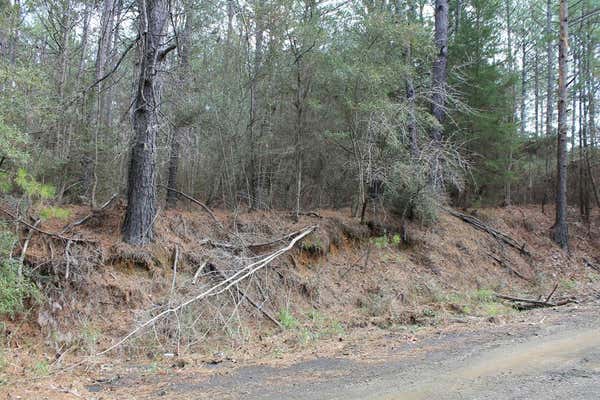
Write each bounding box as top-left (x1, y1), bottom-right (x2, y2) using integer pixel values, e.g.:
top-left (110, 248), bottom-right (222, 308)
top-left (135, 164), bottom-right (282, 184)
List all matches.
top-left (0, 260), bottom-right (42, 318)
top-left (278, 308), bottom-right (298, 329)
top-left (386, 162), bottom-right (440, 225)
top-left (39, 206), bottom-right (71, 220)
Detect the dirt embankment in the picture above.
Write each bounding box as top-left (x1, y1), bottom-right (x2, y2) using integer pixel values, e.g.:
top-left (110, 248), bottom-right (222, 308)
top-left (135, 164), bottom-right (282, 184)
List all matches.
top-left (2, 202), bottom-right (600, 383)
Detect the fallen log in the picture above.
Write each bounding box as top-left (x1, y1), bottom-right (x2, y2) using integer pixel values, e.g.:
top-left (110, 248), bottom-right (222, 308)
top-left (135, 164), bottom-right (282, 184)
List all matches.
top-left (495, 293), bottom-right (577, 309)
top-left (444, 208), bottom-right (531, 257)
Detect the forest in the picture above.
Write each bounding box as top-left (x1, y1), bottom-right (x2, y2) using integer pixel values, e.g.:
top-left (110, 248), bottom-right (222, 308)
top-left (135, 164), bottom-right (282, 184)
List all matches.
top-left (0, 0), bottom-right (598, 246)
top-left (0, 0), bottom-right (599, 395)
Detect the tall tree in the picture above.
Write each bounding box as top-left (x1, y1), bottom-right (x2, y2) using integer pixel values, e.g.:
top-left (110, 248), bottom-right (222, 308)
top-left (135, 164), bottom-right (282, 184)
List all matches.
top-left (122, 0), bottom-right (173, 245)
top-left (552, 0), bottom-right (568, 249)
top-left (166, 5), bottom-right (193, 209)
top-left (430, 0), bottom-right (449, 190)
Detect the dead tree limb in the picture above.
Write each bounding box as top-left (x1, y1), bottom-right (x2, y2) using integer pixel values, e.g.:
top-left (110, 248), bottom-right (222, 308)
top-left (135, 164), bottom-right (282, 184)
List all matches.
top-left (95, 225), bottom-right (316, 356)
top-left (209, 263), bottom-right (282, 329)
top-left (495, 293), bottom-right (576, 308)
top-left (583, 258), bottom-right (600, 273)
top-left (0, 208), bottom-right (94, 243)
top-left (19, 218), bottom-right (40, 275)
top-left (159, 185), bottom-right (221, 226)
top-left (60, 193), bottom-right (118, 234)
top-left (486, 252), bottom-right (532, 282)
top-left (444, 208), bottom-right (531, 257)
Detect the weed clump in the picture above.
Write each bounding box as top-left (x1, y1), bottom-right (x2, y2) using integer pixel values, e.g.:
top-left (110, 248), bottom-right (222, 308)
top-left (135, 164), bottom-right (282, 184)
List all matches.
top-left (0, 260), bottom-right (42, 318)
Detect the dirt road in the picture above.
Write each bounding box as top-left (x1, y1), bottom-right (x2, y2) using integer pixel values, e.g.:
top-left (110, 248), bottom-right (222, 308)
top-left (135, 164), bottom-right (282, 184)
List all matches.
top-left (135, 303), bottom-right (600, 400)
top-left (7, 301), bottom-right (600, 399)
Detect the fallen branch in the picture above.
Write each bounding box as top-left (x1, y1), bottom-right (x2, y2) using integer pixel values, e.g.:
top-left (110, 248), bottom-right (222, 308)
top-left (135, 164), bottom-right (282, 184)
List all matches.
top-left (159, 185), bottom-right (221, 227)
top-left (60, 193), bottom-right (118, 234)
top-left (583, 257), bottom-right (600, 273)
top-left (199, 226), bottom-right (315, 251)
top-left (545, 283), bottom-right (559, 303)
top-left (0, 208), bottom-right (94, 243)
top-left (495, 292), bottom-right (576, 308)
top-left (486, 252), bottom-right (531, 282)
top-left (444, 208), bottom-right (531, 257)
top-left (170, 245), bottom-right (179, 300)
top-left (95, 225), bottom-right (316, 356)
top-left (19, 218), bottom-right (41, 272)
top-left (191, 261), bottom-right (207, 285)
top-left (209, 263), bottom-right (282, 329)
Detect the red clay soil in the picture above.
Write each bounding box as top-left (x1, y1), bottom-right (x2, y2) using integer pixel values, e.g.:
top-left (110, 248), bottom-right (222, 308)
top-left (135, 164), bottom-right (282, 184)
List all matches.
top-left (1, 202), bottom-right (599, 394)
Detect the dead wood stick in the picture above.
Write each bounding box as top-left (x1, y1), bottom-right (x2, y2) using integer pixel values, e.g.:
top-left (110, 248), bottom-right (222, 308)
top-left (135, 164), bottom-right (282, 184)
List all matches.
top-left (486, 252), bottom-right (531, 282)
top-left (199, 226), bottom-right (316, 251)
top-left (583, 258), bottom-right (600, 273)
top-left (495, 293), bottom-right (576, 307)
top-left (191, 261), bottom-right (207, 285)
top-left (545, 283), bottom-right (559, 303)
top-left (60, 193), bottom-right (118, 234)
top-left (0, 207), bottom-right (94, 243)
top-left (94, 225), bottom-right (316, 356)
top-left (444, 208), bottom-right (531, 257)
top-left (170, 246), bottom-right (179, 299)
top-left (246, 226), bottom-right (317, 249)
top-left (209, 263), bottom-right (282, 329)
top-left (296, 211), bottom-right (322, 219)
top-left (159, 185), bottom-right (221, 226)
top-left (19, 218), bottom-right (40, 273)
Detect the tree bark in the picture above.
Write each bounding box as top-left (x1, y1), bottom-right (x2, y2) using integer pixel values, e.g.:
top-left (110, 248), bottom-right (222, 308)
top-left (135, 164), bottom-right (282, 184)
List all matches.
top-left (430, 0), bottom-right (448, 191)
top-left (431, 0), bottom-right (449, 143)
top-left (552, 0), bottom-right (568, 250)
top-left (545, 0), bottom-right (554, 170)
top-left (166, 6), bottom-right (192, 209)
top-left (122, 0), bottom-right (170, 245)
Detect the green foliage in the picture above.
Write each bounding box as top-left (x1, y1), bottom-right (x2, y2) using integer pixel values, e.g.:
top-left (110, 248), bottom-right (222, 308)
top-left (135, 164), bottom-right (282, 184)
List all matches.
top-left (278, 308), bottom-right (298, 329)
top-left (0, 259), bottom-right (42, 318)
top-left (372, 234), bottom-right (402, 249)
top-left (32, 360), bottom-right (49, 376)
top-left (15, 169), bottom-right (55, 200)
top-left (471, 289), bottom-right (496, 303)
top-left (39, 206), bottom-right (71, 221)
top-left (386, 162), bottom-right (439, 225)
top-left (0, 118), bottom-right (29, 166)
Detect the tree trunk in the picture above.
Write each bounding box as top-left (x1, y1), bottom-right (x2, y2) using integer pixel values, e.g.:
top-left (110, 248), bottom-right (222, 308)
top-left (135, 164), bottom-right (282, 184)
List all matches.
top-left (430, 0), bottom-right (449, 191)
top-left (534, 46), bottom-right (539, 137)
top-left (431, 0), bottom-right (449, 143)
top-left (122, 0), bottom-right (170, 245)
top-left (520, 30), bottom-right (526, 137)
top-left (545, 0), bottom-right (554, 171)
top-left (552, 0), bottom-right (568, 249)
top-left (166, 6), bottom-right (192, 209)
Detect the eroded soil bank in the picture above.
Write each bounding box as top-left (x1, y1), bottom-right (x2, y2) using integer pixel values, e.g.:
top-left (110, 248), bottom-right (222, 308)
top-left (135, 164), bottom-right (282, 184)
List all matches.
top-left (2, 204), bottom-right (600, 398)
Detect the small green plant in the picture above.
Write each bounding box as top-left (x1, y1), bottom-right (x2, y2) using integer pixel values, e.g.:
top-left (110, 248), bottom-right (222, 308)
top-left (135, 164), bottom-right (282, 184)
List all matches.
top-left (301, 236), bottom-right (324, 255)
top-left (32, 360), bottom-right (49, 376)
top-left (471, 289), bottom-right (496, 303)
top-left (561, 279), bottom-right (577, 291)
top-left (0, 260), bottom-right (43, 318)
top-left (39, 206), bottom-right (71, 221)
top-left (422, 308), bottom-right (436, 318)
top-left (372, 236), bottom-right (389, 249)
top-left (15, 169), bottom-right (55, 200)
top-left (278, 308), bottom-right (298, 329)
top-left (79, 322), bottom-right (101, 354)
